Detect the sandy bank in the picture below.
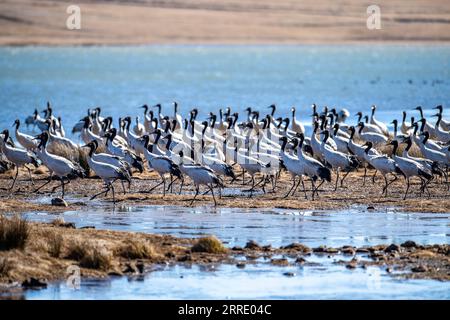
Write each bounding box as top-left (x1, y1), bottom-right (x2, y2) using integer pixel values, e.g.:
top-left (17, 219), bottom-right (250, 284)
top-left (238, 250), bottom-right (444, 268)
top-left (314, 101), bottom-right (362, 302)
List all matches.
top-left (1, 0), bottom-right (450, 46)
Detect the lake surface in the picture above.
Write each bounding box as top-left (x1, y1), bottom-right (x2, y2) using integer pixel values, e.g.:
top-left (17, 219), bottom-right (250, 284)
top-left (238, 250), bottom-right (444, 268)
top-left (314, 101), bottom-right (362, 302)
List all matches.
top-left (1, 45), bottom-right (449, 137)
top-left (21, 205), bottom-right (450, 300)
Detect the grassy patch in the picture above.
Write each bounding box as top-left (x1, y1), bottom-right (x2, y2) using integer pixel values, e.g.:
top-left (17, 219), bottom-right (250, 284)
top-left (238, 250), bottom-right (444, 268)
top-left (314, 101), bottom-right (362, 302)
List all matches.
top-left (0, 257), bottom-right (14, 277)
top-left (0, 215), bottom-right (29, 251)
top-left (66, 241), bottom-right (111, 270)
top-left (115, 240), bottom-right (155, 259)
top-left (191, 236), bottom-right (227, 254)
top-left (47, 231), bottom-right (64, 258)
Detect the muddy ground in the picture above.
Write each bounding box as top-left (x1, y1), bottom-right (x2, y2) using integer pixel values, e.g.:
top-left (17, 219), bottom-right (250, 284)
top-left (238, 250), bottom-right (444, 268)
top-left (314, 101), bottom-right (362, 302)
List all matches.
top-left (0, 166), bottom-right (448, 214)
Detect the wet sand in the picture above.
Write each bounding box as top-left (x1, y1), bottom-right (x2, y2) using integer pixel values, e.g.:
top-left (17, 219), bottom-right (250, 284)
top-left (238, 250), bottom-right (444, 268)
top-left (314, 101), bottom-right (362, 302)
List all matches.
top-left (1, 0), bottom-right (450, 46)
top-left (0, 166), bottom-right (448, 214)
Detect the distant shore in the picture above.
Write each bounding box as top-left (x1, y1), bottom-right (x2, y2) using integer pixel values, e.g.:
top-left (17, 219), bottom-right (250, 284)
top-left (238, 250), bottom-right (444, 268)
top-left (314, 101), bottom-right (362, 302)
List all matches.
top-left (1, 0), bottom-right (450, 46)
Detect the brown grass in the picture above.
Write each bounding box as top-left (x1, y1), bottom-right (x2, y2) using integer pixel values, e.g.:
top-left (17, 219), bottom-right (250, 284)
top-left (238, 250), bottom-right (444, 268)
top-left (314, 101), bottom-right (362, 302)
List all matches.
top-left (0, 215), bottom-right (29, 251)
top-left (115, 240), bottom-right (155, 260)
top-left (191, 236), bottom-right (227, 254)
top-left (66, 240), bottom-right (112, 270)
top-left (0, 257), bottom-right (14, 277)
top-left (47, 231), bottom-right (64, 258)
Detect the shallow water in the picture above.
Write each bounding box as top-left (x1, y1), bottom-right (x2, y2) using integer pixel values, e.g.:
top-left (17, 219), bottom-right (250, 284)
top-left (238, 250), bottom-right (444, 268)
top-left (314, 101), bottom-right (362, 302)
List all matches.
top-left (24, 205), bottom-right (449, 248)
top-left (21, 205), bottom-right (450, 300)
top-left (1, 45), bottom-right (449, 137)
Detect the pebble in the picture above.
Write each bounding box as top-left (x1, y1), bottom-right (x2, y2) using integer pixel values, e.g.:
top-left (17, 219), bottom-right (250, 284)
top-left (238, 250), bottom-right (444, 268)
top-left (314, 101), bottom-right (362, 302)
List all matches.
top-left (236, 263), bottom-right (246, 269)
top-left (245, 240), bottom-right (261, 250)
top-left (51, 197), bottom-right (68, 207)
top-left (270, 258), bottom-right (289, 266)
top-left (22, 277), bottom-right (47, 289)
top-left (295, 257), bottom-right (306, 265)
top-left (412, 265), bottom-right (428, 273)
top-left (283, 272), bottom-right (295, 277)
top-left (401, 240), bottom-right (418, 248)
top-left (385, 244), bottom-right (400, 253)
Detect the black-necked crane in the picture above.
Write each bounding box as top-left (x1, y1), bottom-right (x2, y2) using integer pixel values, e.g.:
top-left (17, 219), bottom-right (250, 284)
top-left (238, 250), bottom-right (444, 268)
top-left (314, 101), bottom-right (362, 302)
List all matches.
top-left (84, 140), bottom-right (131, 204)
top-left (142, 135), bottom-right (182, 196)
top-left (320, 130), bottom-right (359, 190)
top-left (433, 105), bottom-right (450, 131)
top-left (431, 112), bottom-right (450, 143)
top-left (295, 134), bottom-right (331, 200)
top-left (279, 136), bottom-right (307, 199)
top-left (357, 122), bottom-right (388, 145)
top-left (362, 141), bottom-right (404, 197)
top-left (13, 119), bottom-right (38, 151)
top-left (178, 152), bottom-right (223, 206)
top-left (33, 132), bottom-right (85, 198)
top-left (369, 105), bottom-right (389, 136)
top-left (0, 130), bottom-right (39, 191)
top-left (387, 140), bottom-right (433, 199)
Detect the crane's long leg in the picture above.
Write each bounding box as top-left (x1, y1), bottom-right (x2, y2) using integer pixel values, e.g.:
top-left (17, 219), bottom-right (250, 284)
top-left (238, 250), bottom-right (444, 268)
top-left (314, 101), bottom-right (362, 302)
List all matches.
top-left (209, 185), bottom-right (217, 206)
top-left (179, 178), bottom-right (184, 195)
top-left (372, 170), bottom-right (377, 183)
top-left (363, 166), bottom-right (367, 186)
top-left (9, 166), bottom-right (19, 191)
top-left (283, 176), bottom-right (296, 199)
top-left (121, 180), bottom-right (126, 194)
top-left (190, 185), bottom-right (200, 206)
top-left (90, 184), bottom-right (110, 200)
top-left (61, 178), bottom-right (65, 198)
top-left (162, 176), bottom-right (166, 197)
top-left (382, 175), bottom-right (388, 197)
top-left (340, 170), bottom-right (351, 187)
top-left (111, 183), bottom-right (116, 204)
top-left (403, 178), bottom-right (410, 200)
top-left (148, 179), bottom-right (164, 193)
top-left (26, 166), bottom-right (34, 185)
top-left (34, 174), bottom-right (53, 193)
top-left (334, 168), bottom-right (340, 191)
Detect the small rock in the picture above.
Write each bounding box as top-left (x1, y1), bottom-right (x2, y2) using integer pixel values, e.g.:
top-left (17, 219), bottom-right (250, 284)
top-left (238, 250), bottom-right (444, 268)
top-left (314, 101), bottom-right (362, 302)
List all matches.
top-left (51, 198), bottom-right (68, 207)
top-left (326, 248), bottom-right (339, 254)
top-left (295, 257), bottom-right (306, 265)
top-left (282, 243), bottom-right (311, 253)
top-left (313, 246), bottom-right (327, 253)
top-left (401, 240), bottom-right (417, 248)
top-left (385, 244), bottom-right (400, 253)
top-left (412, 265), bottom-right (428, 273)
top-left (356, 248), bottom-right (370, 253)
top-left (232, 246), bottom-right (243, 251)
top-left (270, 258), bottom-right (289, 266)
top-left (236, 263), bottom-right (246, 269)
top-left (123, 263), bottom-right (138, 274)
top-left (342, 247), bottom-right (355, 255)
top-left (136, 261), bottom-right (145, 274)
top-left (245, 240), bottom-right (261, 250)
top-left (165, 252), bottom-right (176, 258)
top-left (22, 278), bottom-right (47, 289)
top-left (177, 255), bottom-right (192, 262)
top-left (283, 272), bottom-right (295, 277)
top-left (108, 271), bottom-right (123, 277)
top-left (346, 262), bottom-right (357, 269)
top-left (386, 267), bottom-right (393, 273)
top-left (79, 225), bottom-right (95, 230)
top-left (367, 206), bottom-right (375, 210)
top-left (262, 245), bottom-right (272, 251)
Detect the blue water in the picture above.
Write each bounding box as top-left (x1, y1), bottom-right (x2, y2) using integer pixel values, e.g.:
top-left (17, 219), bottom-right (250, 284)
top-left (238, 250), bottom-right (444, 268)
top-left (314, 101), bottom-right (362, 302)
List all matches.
top-left (1, 45), bottom-right (449, 137)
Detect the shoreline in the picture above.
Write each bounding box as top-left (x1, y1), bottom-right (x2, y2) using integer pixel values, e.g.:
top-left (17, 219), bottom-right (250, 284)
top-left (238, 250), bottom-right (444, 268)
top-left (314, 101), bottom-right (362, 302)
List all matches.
top-left (0, 219), bottom-right (448, 299)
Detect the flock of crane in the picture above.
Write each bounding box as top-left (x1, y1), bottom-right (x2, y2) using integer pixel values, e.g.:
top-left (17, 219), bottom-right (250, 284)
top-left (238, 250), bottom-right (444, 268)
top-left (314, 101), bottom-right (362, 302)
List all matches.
top-left (0, 102), bottom-right (449, 206)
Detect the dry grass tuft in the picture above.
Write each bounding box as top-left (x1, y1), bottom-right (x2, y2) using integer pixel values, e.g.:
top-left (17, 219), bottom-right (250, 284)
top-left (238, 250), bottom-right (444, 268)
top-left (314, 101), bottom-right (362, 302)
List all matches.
top-left (0, 215), bottom-right (29, 251)
top-left (0, 257), bottom-right (14, 277)
top-left (66, 241), bottom-right (111, 270)
top-left (115, 240), bottom-right (155, 259)
top-left (47, 231), bottom-right (64, 258)
top-left (191, 236), bottom-right (227, 254)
